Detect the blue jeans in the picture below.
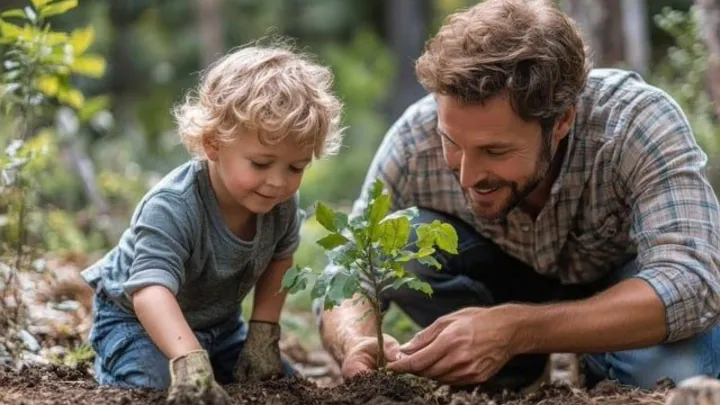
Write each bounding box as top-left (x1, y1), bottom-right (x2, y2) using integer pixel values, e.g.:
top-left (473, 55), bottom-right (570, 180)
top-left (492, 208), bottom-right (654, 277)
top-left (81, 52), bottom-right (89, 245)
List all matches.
top-left (88, 293), bottom-right (296, 389)
top-left (381, 208), bottom-right (720, 390)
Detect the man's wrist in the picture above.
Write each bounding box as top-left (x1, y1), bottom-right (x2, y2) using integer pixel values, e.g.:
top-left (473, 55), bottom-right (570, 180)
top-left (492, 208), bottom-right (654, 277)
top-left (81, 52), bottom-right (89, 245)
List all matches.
top-left (495, 303), bottom-right (543, 355)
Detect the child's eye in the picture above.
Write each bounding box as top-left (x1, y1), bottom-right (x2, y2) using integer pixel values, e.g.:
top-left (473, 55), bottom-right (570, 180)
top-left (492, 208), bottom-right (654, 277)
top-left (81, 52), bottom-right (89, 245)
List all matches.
top-left (251, 161), bottom-right (271, 169)
top-left (289, 166), bottom-right (306, 173)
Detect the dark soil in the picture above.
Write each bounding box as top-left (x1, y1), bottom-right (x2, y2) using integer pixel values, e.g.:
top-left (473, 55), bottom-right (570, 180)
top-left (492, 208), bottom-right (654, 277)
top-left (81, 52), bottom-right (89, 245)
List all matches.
top-left (0, 364), bottom-right (672, 405)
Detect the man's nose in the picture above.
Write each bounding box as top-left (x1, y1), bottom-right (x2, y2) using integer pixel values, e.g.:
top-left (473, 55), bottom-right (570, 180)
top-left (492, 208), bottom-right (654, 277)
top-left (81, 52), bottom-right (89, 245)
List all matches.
top-left (459, 154), bottom-right (485, 189)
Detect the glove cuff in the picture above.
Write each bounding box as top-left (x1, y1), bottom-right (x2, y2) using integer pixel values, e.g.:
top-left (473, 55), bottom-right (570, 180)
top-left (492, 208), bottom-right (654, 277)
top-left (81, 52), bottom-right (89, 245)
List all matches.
top-left (247, 320), bottom-right (281, 342)
top-left (169, 349), bottom-right (215, 385)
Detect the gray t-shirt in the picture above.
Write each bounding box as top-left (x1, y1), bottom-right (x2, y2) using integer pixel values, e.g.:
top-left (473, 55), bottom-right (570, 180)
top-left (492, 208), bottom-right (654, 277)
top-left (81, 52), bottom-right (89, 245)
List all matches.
top-left (81, 159), bottom-right (303, 329)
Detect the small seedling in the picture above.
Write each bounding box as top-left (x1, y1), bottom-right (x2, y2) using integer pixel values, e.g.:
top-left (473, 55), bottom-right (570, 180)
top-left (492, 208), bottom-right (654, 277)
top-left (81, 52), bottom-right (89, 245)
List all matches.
top-left (282, 179), bottom-right (459, 368)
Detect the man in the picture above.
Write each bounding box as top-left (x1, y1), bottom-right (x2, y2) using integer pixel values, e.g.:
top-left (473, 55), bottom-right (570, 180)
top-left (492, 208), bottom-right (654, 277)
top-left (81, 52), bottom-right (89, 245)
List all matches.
top-left (315, 0), bottom-right (720, 392)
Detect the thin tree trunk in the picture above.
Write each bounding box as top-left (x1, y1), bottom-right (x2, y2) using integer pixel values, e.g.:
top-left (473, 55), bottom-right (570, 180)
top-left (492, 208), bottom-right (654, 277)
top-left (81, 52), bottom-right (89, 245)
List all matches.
top-left (696, 0), bottom-right (720, 118)
top-left (193, 0), bottom-right (225, 68)
top-left (620, 0), bottom-right (649, 76)
top-left (560, 0), bottom-right (625, 68)
top-left (385, 0), bottom-right (429, 121)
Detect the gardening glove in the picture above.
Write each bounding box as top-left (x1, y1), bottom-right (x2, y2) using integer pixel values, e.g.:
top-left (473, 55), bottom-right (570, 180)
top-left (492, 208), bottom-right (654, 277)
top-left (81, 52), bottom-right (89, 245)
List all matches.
top-left (167, 349), bottom-right (232, 405)
top-left (233, 320), bottom-right (284, 382)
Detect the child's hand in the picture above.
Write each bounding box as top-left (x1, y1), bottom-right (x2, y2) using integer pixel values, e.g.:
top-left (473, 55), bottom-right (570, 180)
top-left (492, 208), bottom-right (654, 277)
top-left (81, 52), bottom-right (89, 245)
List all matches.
top-left (167, 350), bottom-right (232, 405)
top-left (233, 321), bottom-right (284, 381)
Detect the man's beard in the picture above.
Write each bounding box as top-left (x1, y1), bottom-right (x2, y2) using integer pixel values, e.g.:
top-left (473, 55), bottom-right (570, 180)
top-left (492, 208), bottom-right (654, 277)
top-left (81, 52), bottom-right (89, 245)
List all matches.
top-left (462, 136), bottom-right (554, 221)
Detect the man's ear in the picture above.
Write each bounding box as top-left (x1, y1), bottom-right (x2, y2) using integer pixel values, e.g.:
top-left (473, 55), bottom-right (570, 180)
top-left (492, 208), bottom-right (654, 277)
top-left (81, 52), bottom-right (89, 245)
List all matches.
top-left (203, 133), bottom-right (219, 161)
top-left (553, 106), bottom-right (576, 143)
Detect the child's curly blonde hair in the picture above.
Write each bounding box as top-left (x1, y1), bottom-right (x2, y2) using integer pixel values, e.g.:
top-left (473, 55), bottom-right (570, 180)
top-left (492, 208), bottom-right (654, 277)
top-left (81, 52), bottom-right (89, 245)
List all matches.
top-left (173, 40), bottom-right (344, 160)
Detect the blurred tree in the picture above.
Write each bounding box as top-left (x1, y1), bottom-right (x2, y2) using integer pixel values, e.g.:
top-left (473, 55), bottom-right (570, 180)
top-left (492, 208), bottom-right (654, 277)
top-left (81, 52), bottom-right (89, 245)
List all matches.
top-left (384, 0), bottom-right (431, 121)
top-left (696, 0), bottom-right (720, 117)
top-left (621, 0), bottom-right (650, 76)
top-left (560, 0), bottom-right (625, 68)
top-left (192, 0), bottom-right (224, 67)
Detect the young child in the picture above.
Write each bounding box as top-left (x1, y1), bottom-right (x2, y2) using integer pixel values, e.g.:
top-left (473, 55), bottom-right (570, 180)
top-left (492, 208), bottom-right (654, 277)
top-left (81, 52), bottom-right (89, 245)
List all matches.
top-left (81, 41), bottom-right (344, 402)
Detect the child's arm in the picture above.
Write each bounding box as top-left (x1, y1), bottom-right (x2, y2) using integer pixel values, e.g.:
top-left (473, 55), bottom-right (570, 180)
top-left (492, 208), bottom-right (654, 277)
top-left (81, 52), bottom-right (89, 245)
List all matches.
top-left (132, 285), bottom-right (202, 359)
top-left (250, 257), bottom-right (293, 322)
top-left (134, 285), bottom-right (231, 402)
top-left (233, 257), bottom-right (294, 382)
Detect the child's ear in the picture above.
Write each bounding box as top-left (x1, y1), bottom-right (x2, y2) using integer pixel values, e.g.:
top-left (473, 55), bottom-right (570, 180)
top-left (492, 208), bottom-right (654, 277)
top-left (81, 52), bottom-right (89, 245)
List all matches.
top-left (203, 133), bottom-right (220, 161)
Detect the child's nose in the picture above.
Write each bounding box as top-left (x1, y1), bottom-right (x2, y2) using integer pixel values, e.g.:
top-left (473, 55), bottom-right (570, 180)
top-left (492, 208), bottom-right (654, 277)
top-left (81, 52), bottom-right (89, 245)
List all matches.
top-left (266, 171), bottom-right (287, 189)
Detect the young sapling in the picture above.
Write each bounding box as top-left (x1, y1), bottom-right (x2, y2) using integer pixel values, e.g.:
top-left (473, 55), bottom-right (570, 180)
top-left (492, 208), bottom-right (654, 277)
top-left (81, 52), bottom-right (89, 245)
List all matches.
top-left (282, 179), bottom-right (459, 368)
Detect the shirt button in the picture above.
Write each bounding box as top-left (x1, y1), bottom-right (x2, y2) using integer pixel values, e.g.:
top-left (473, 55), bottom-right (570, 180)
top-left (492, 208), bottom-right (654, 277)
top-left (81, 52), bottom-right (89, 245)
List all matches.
top-left (521, 225), bottom-right (531, 232)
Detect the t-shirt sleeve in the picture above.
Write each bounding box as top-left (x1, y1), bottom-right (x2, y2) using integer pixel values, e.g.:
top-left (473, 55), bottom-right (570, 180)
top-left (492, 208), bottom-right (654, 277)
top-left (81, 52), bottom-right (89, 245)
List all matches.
top-left (122, 191), bottom-right (196, 298)
top-left (273, 192), bottom-right (305, 260)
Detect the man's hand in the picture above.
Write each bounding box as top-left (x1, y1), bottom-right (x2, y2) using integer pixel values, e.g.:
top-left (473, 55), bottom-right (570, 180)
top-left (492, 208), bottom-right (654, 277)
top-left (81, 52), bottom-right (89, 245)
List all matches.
top-left (342, 334), bottom-right (401, 379)
top-left (167, 350), bottom-right (231, 405)
top-left (233, 321), bottom-right (284, 382)
top-left (387, 307), bottom-right (519, 385)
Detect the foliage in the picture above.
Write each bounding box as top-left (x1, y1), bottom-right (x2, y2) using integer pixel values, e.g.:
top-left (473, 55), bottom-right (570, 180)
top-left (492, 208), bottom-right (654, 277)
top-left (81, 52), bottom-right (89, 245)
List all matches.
top-left (298, 28), bottom-right (395, 207)
top-left (0, 0), bottom-right (106, 337)
top-left (650, 6), bottom-right (720, 186)
top-left (282, 179), bottom-right (459, 367)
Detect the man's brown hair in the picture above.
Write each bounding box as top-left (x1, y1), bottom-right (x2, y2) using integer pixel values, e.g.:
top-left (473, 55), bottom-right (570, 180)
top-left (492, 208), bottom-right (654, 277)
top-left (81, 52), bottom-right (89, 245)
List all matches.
top-left (415, 0), bottom-right (591, 130)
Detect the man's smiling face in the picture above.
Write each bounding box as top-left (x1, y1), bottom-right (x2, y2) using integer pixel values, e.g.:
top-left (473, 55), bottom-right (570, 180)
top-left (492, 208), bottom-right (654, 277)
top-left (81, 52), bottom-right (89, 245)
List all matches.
top-left (436, 94), bottom-right (568, 220)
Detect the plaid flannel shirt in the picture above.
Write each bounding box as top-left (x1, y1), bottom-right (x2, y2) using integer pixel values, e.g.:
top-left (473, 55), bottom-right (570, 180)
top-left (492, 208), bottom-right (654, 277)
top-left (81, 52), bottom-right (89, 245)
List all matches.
top-left (346, 68), bottom-right (720, 342)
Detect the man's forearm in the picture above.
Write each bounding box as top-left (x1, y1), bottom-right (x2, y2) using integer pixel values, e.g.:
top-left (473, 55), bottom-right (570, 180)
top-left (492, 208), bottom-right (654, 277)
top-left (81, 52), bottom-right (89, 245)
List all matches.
top-left (320, 294), bottom-right (377, 363)
top-left (512, 278), bottom-right (667, 354)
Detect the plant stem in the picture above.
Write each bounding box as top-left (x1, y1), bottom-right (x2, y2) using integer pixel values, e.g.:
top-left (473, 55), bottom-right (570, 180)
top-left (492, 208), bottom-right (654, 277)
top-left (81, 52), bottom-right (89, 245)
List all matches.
top-left (365, 244), bottom-right (386, 368)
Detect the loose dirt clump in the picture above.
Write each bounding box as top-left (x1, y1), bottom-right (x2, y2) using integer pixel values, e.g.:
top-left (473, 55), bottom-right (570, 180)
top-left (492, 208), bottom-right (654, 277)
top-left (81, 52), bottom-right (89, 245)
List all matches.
top-left (0, 364), bottom-right (672, 405)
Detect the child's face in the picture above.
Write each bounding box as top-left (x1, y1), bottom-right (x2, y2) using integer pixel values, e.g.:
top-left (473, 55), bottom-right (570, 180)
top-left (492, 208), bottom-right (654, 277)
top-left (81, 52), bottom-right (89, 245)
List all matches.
top-left (206, 131), bottom-right (313, 215)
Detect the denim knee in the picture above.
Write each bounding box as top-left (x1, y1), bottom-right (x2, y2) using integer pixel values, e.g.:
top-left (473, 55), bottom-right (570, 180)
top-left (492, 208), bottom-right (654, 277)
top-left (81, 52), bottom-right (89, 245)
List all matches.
top-left (89, 294), bottom-right (170, 389)
top-left (585, 325), bottom-right (720, 389)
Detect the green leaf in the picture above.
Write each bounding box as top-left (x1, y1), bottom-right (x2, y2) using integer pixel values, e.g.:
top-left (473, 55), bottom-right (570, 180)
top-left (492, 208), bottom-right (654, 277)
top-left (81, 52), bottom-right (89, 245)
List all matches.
top-left (324, 271), bottom-right (360, 309)
top-left (1, 9), bottom-right (27, 19)
top-left (369, 178), bottom-right (384, 200)
top-left (415, 220), bottom-right (459, 254)
top-left (383, 276), bottom-right (432, 297)
top-left (78, 95), bottom-right (109, 122)
top-left (394, 250), bottom-right (416, 263)
top-left (57, 86), bottom-right (84, 109)
top-left (69, 26), bottom-right (94, 55)
top-left (416, 246), bottom-right (435, 258)
top-left (281, 265), bottom-right (300, 289)
top-left (281, 265), bottom-right (313, 294)
top-left (39, 0), bottom-right (78, 18)
top-left (374, 216), bottom-right (410, 253)
top-left (0, 20), bottom-right (23, 40)
top-left (70, 55), bottom-right (106, 78)
top-left (384, 206), bottom-right (419, 221)
top-left (327, 243), bottom-right (359, 269)
top-left (435, 222), bottom-right (459, 254)
top-left (369, 193), bottom-right (390, 230)
top-left (316, 232), bottom-right (349, 250)
top-left (333, 210), bottom-right (349, 232)
top-left (406, 278), bottom-right (433, 296)
top-left (31, 0), bottom-right (53, 9)
top-left (417, 255), bottom-right (442, 269)
top-left (315, 201), bottom-right (336, 232)
top-left (36, 75), bottom-right (59, 96)
top-left (415, 223), bottom-right (434, 250)
top-left (310, 270), bottom-right (333, 299)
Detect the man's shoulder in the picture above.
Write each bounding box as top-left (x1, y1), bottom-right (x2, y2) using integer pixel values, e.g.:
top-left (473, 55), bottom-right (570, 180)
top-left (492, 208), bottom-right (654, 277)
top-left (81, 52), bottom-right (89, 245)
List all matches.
top-left (391, 93), bottom-right (443, 155)
top-left (578, 68), bottom-right (680, 135)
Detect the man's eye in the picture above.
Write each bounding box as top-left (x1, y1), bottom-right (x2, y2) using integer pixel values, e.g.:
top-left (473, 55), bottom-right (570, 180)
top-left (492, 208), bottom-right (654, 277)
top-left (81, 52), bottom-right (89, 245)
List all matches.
top-left (485, 149), bottom-right (507, 156)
